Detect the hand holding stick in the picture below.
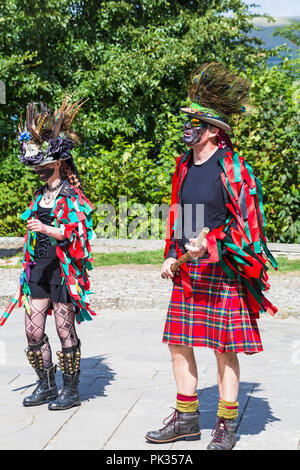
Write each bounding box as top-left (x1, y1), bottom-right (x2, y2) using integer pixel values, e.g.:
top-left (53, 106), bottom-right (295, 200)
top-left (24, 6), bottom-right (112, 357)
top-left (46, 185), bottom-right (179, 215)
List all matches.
top-left (170, 227), bottom-right (209, 273)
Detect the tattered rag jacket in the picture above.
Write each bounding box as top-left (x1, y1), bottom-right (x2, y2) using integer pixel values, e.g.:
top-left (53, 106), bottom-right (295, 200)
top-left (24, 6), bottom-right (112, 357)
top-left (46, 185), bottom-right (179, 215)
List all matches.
top-left (164, 149), bottom-right (278, 318)
top-left (19, 181), bottom-right (96, 323)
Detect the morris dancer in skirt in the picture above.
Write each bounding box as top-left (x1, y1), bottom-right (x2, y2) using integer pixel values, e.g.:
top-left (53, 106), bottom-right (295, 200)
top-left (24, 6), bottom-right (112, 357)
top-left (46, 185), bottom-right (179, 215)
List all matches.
top-left (145, 63), bottom-right (277, 450)
top-left (14, 95), bottom-right (96, 410)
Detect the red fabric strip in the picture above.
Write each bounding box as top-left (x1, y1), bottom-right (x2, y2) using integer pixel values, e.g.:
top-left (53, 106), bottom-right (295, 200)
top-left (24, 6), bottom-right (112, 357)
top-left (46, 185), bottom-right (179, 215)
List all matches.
top-left (224, 154), bottom-right (239, 201)
top-left (177, 394), bottom-right (197, 402)
top-left (244, 183), bottom-right (260, 243)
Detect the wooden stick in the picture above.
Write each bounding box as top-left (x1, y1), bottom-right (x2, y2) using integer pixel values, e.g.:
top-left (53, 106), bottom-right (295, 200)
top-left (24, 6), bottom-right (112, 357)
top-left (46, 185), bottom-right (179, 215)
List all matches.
top-left (170, 227), bottom-right (209, 273)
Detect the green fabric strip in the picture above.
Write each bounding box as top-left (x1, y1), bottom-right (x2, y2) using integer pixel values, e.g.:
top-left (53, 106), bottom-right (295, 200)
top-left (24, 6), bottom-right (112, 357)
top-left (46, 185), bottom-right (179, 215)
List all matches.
top-left (242, 244), bottom-right (265, 266)
top-left (225, 241), bottom-right (249, 258)
top-left (230, 252), bottom-right (252, 266)
top-left (243, 278), bottom-right (263, 306)
top-left (32, 194), bottom-right (42, 212)
top-left (253, 241), bottom-right (261, 254)
top-left (243, 161), bottom-right (256, 194)
top-left (232, 152), bottom-right (242, 183)
top-left (20, 208), bottom-right (32, 221)
top-left (182, 149), bottom-right (191, 164)
top-left (255, 177), bottom-right (267, 227)
top-left (260, 239), bottom-right (278, 269)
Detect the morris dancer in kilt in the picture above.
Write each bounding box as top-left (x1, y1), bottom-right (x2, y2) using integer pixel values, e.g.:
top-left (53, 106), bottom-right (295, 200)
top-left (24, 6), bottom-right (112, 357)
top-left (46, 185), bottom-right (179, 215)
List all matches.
top-left (13, 95), bottom-right (96, 410)
top-left (145, 63), bottom-right (277, 450)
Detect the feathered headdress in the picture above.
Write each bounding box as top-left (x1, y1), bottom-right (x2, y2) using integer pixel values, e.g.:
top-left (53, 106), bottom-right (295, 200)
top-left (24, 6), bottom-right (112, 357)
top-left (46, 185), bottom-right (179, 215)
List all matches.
top-left (180, 62), bottom-right (251, 133)
top-left (18, 92), bottom-right (88, 166)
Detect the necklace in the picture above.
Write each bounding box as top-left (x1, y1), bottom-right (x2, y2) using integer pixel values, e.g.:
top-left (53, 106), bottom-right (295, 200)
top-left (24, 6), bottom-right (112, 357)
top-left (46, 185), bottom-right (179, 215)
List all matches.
top-left (42, 180), bottom-right (63, 205)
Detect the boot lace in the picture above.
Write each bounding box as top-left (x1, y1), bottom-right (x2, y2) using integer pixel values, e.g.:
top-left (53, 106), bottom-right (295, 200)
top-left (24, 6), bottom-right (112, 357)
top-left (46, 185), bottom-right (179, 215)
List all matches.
top-left (211, 417), bottom-right (228, 443)
top-left (159, 408), bottom-right (181, 435)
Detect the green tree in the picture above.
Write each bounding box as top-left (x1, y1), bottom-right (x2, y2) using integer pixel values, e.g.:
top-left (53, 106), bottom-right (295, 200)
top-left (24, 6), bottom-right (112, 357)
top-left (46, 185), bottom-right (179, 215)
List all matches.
top-left (0, 0), bottom-right (269, 151)
top-left (232, 58), bottom-right (300, 243)
top-left (274, 19), bottom-right (300, 47)
top-left (0, 1), bottom-right (298, 242)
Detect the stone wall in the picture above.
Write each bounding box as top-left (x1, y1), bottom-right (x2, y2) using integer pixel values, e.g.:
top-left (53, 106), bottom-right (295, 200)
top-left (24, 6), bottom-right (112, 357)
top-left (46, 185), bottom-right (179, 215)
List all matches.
top-left (0, 237), bottom-right (299, 259)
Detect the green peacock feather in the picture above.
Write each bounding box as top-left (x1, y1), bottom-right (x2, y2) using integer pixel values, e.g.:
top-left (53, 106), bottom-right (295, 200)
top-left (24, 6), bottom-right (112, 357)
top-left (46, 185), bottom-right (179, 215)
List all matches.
top-left (188, 62), bottom-right (251, 119)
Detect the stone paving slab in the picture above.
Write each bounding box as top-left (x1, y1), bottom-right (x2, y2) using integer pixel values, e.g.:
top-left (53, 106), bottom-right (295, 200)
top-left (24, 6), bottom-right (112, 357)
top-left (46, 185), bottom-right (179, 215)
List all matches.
top-left (0, 296), bottom-right (300, 450)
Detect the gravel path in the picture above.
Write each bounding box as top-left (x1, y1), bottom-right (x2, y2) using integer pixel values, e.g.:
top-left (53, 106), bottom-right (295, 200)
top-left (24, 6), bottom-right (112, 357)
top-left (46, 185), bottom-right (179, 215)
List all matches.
top-left (0, 265), bottom-right (299, 318)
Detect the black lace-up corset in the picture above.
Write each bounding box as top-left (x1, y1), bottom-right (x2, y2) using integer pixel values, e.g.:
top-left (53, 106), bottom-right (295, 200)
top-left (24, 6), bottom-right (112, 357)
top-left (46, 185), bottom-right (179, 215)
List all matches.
top-left (34, 205), bottom-right (57, 259)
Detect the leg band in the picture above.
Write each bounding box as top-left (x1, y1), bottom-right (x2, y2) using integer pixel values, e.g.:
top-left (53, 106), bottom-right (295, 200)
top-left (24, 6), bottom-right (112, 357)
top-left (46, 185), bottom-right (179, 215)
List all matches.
top-left (56, 340), bottom-right (81, 375)
top-left (25, 334), bottom-right (50, 370)
top-left (176, 393), bottom-right (199, 413)
top-left (217, 398), bottom-right (239, 420)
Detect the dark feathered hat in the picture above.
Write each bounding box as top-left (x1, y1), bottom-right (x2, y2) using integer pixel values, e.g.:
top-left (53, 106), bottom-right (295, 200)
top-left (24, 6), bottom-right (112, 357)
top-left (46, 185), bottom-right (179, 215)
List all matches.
top-left (17, 92), bottom-right (88, 166)
top-left (180, 62), bottom-right (251, 133)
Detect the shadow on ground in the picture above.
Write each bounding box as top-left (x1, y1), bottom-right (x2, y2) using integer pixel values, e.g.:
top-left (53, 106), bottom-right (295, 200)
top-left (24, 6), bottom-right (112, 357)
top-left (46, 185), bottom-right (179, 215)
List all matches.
top-left (0, 248), bottom-right (22, 258)
top-left (12, 355), bottom-right (116, 404)
top-left (198, 381), bottom-right (280, 440)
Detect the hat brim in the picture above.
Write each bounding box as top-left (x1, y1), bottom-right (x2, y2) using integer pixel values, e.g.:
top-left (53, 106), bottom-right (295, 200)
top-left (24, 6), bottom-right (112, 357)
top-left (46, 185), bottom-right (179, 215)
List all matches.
top-left (180, 107), bottom-right (232, 133)
top-left (32, 155), bottom-right (72, 166)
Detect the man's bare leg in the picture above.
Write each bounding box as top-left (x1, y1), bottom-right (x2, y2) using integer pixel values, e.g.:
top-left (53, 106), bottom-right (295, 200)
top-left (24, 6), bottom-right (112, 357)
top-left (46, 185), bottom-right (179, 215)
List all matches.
top-left (169, 344), bottom-right (198, 395)
top-left (145, 344), bottom-right (200, 443)
top-left (207, 351), bottom-right (240, 450)
top-left (215, 351), bottom-right (240, 402)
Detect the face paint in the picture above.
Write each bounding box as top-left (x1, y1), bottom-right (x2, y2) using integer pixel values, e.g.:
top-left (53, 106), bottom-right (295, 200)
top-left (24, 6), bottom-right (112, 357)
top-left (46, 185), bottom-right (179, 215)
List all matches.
top-left (182, 117), bottom-right (207, 146)
top-left (33, 165), bottom-right (56, 182)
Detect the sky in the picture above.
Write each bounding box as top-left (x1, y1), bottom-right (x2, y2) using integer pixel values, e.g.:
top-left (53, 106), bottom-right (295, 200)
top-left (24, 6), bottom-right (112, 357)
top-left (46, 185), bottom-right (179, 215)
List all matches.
top-left (243, 0), bottom-right (300, 17)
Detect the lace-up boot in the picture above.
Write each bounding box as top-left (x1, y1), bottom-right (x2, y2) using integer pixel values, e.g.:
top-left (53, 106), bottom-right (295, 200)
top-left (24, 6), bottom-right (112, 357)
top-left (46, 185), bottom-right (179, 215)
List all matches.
top-left (207, 417), bottom-right (236, 450)
top-left (145, 409), bottom-right (200, 443)
top-left (23, 335), bottom-right (58, 406)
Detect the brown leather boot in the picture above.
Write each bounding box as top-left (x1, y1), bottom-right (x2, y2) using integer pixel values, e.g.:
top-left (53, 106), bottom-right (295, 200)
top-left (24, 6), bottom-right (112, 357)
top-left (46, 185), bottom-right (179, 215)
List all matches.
top-left (145, 408), bottom-right (200, 443)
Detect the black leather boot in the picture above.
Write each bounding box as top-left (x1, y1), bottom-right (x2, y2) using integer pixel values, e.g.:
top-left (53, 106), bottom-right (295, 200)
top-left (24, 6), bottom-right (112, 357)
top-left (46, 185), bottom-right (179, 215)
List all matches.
top-left (207, 417), bottom-right (237, 450)
top-left (23, 336), bottom-right (58, 407)
top-left (48, 342), bottom-right (81, 411)
top-left (145, 409), bottom-right (200, 443)
top-left (23, 365), bottom-right (58, 406)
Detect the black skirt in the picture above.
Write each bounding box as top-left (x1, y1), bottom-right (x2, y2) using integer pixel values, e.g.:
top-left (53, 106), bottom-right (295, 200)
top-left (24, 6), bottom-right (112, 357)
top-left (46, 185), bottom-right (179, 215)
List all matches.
top-left (28, 256), bottom-right (71, 303)
top-left (28, 203), bottom-right (71, 303)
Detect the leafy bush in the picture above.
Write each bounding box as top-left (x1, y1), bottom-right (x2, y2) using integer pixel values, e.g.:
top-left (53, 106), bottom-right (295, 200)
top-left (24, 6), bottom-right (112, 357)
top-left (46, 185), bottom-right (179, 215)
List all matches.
top-left (232, 59), bottom-right (300, 242)
top-left (0, 1), bottom-right (299, 242)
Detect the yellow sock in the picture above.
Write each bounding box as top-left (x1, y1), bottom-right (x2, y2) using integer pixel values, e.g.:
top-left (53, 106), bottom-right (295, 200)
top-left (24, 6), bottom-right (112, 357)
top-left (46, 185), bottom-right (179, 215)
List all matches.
top-left (176, 393), bottom-right (199, 413)
top-left (217, 398), bottom-right (239, 420)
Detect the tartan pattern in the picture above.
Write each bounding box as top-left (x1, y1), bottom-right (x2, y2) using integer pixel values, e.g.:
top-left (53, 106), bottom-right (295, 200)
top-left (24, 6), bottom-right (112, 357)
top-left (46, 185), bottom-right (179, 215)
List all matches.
top-left (163, 259), bottom-right (263, 354)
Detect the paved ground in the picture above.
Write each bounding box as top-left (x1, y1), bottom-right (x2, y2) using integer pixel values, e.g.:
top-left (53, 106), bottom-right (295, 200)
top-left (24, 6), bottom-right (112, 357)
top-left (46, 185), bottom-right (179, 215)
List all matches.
top-left (0, 265), bottom-right (299, 450)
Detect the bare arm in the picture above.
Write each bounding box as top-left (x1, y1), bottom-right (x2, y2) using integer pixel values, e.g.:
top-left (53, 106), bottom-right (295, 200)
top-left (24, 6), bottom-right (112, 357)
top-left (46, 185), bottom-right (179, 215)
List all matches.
top-left (27, 219), bottom-right (66, 241)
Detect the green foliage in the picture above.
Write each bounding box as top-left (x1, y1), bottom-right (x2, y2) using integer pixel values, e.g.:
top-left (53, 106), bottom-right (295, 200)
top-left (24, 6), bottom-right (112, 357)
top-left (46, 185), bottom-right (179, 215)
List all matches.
top-left (3, 251), bottom-right (300, 272)
top-left (274, 256), bottom-right (300, 273)
top-left (232, 58), bottom-right (300, 243)
top-left (0, 1), bottom-right (299, 242)
top-left (0, 0), bottom-right (269, 148)
top-left (92, 249), bottom-right (165, 267)
top-left (274, 20), bottom-right (300, 47)
top-left (0, 143), bottom-right (41, 236)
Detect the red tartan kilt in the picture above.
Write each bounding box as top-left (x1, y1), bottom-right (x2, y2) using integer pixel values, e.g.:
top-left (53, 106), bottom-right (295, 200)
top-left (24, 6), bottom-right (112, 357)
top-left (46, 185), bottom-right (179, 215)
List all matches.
top-left (163, 259), bottom-right (263, 354)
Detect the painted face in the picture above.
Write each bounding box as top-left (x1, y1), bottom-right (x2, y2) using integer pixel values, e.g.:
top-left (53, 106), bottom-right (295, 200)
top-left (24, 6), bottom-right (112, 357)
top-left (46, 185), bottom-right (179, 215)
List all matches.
top-left (33, 163), bottom-right (56, 182)
top-left (182, 116), bottom-right (207, 146)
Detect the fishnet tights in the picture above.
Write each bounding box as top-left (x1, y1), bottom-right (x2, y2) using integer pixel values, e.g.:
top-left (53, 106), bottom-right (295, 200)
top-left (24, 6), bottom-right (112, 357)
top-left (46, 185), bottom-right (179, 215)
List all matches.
top-left (25, 297), bottom-right (78, 368)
